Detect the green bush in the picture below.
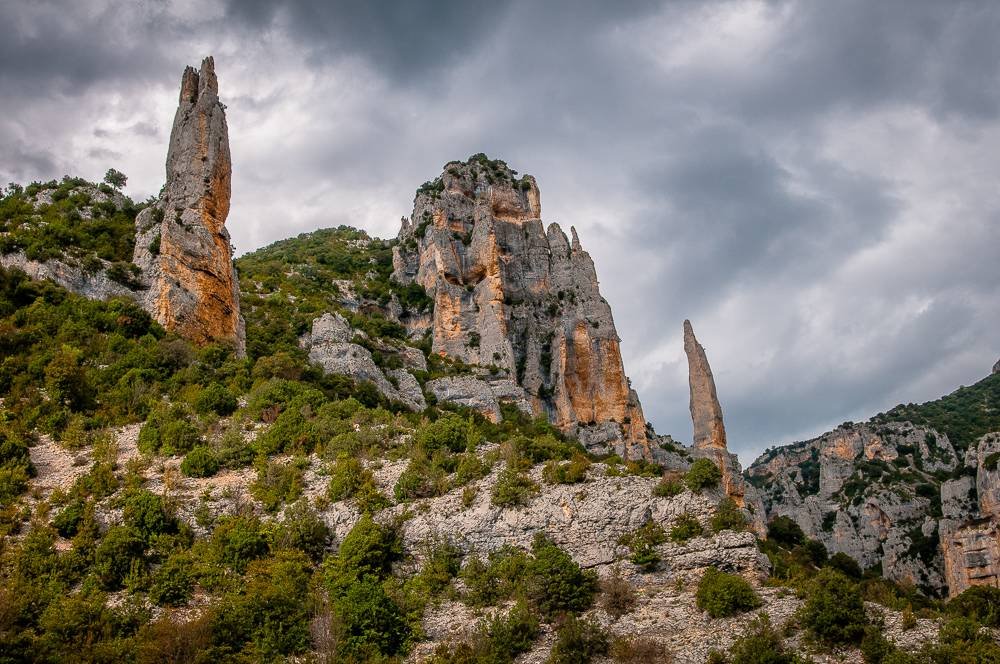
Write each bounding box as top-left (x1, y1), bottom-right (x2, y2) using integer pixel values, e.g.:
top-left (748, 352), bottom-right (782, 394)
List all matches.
top-left (0, 428), bottom-right (34, 507)
top-left (724, 614), bottom-right (808, 664)
top-left (542, 453), bottom-right (591, 484)
top-left (826, 552), bottom-right (863, 579)
top-left (272, 499), bottom-right (331, 562)
top-left (121, 489), bottom-right (175, 541)
top-left (695, 568), bottom-right (762, 618)
top-left (548, 615), bottom-right (610, 663)
top-left (149, 553), bottom-right (193, 606)
top-left (51, 498), bottom-right (87, 537)
top-left (180, 446), bottom-right (219, 477)
top-left (212, 515), bottom-right (269, 572)
top-left (430, 601), bottom-right (540, 663)
top-left (685, 458), bottom-right (722, 491)
top-left (946, 585), bottom-right (1000, 627)
top-left (461, 545), bottom-right (530, 607)
top-left (416, 413), bottom-right (478, 453)
top-left (525, 534), bottom-right (598, 620)
top-left (93, 525), bottom-right (145, 589)
top-left (333, 576), bottom-right (411, 659)
top-left (711, 497), bottom-right (746, 532)
top-left (618, 521), bottom-right (667, 571)
top-left (652, 475), bottom-right (684, 497)
top-left (251, 456), bottom-right (306, 512)
top-left (326, 453), bottom-right (367, 501)
top-left (194, 382), bottom-right (237, 416)
top-left (138, 404), bottom-right (202, 456)
top-left (669, 513), bottom-right (704, 543)
top-left (325, 514), bottom-right (402, 586)
top-left (394, 455), bottom-right (448, 501)
top-left (767, 515), bottom-right (805, 548)
top-left (491, 468), bottom-right (540, 507)
top-left (799, 568), bottom-right (867, 644)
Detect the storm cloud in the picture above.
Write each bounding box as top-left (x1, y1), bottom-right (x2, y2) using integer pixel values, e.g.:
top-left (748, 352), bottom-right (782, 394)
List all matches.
top-left (2, 0), bottom-right (999, 463)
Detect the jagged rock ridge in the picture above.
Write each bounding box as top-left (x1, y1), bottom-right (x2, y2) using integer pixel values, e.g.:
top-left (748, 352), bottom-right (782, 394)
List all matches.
top-left (391, 156), bottom-right (649, 459)
top-left (133, 57), bottom-right (245, 355)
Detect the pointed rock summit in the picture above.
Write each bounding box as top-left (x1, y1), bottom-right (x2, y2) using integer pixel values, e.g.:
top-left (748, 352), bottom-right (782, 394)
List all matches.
top-left (133, 56), bottom-right (245, 355)
top-left (993, 358), bottom-right (999, 375)
top-left (392, 156), bottom-right (649, 459)
top-left (684, 319), bottom-right (727, 450)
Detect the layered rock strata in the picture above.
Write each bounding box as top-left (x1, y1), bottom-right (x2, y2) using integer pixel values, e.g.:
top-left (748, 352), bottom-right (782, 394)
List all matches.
top-left (391, 157), bottom-right (648, 458)
top-left (683, 321), bottom-right (765, 534)
top-left (133, 57), bottom-right (245, 355)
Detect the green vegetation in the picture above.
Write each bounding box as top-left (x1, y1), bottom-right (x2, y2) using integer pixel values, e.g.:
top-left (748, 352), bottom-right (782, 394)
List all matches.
top-left (547, 615), bottom-right (610, 664)
top-left (618, 520), bottom-right (667, 571)
top-left (685, 458), bottom-right (722, 491)
top-left (669, 513), bottom-right (704, 543)
top-left (798, 568), bottom-right (867, 644)
top-left (711, 497), bottom-right (747, 532)
top-left (695, 568), bottom-right (762, 618)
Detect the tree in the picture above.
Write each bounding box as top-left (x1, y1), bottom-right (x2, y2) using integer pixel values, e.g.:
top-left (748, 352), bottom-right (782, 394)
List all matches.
top-left (103, 168), bottom-right (127, 189)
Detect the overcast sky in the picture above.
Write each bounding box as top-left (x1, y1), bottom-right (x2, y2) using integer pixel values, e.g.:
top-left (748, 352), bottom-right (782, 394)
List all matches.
top-left (3, 0), bottom-right (999, 463)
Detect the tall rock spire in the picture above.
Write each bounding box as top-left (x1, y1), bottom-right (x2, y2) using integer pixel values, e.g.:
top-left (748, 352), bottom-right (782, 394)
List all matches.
top-left (683, 320), bottom-right (766, 534)
top-left (684, 319), bottom-right (727, 450)
top-left (133, 57), bottom-right (245, 355)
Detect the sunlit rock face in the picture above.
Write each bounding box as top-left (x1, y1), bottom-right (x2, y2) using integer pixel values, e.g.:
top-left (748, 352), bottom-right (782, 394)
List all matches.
top-left (133, 56), bottom-right (245, 355)
top-left (392, 156), bottom-right (649, 459)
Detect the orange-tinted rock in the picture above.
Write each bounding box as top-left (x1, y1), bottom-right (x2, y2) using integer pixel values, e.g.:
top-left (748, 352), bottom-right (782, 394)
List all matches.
top-left (392, 156), bottom-right (648, 458)
top-left (941, 518), bottom-right (1000, 596)
top-left (133, 57), bottom-right (245, 355)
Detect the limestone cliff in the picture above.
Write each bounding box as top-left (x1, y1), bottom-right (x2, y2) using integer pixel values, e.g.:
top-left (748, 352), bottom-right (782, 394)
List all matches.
top-left (133, 57), bottom-right (245, 355)
top-left (391, 156), bottom-right (649, 459)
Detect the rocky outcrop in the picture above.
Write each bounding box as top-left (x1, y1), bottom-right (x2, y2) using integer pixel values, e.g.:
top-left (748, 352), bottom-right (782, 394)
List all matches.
top-left (391, 156), bottom-right (648, 459)
top-left (993, 358), bottom-right (999, 375)
top-left (425, 375), bottom-right (532, 423)
top-left (683, 321), bottom-right (765, 534)
top-left (303, 312), bottom-right (426, 411)
top-left (133, 57), bottom-right (245, 355)
top-left (0, 250), bottom-right (136, 301)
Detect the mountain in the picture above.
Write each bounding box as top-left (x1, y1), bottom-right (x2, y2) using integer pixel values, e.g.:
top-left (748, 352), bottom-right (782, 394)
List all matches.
top-left (747, 371), bottom-right (1000, 597)
top-left (1, 57), bottom-right (998, 663)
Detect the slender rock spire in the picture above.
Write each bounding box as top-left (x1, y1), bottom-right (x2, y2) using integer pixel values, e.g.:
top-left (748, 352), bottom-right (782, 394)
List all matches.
top-left (684, 319), bottom-right (727, 450)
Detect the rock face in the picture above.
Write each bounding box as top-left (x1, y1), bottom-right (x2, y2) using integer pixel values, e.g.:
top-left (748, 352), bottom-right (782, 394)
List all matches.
top-left (993, 358), bottom-right (1000, 375)
top-left (425, 375), bottom-right (532, 423)
top-left (682, 321), bottom-right (765, 533)
top-left (303, 313), bottom-right (426, 411)
top-left (133, 57), bottom-right (245, 355)
top-left (747, 420), bottom-right (1000, 596)
top-left (391, 156), bottom-right (648, 459)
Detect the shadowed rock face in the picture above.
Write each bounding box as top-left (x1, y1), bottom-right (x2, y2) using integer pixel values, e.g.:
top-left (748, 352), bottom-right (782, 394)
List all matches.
top-left (994, 358), bottom-right (1000, 375)
top-left (391, 157), bottom-right (648, 459)
top-left (133, 57), bottom-right (245, 355)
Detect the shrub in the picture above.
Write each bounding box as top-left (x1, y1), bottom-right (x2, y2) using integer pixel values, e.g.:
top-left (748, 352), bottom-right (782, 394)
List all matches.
top-left (711, 497), bottom-right (746, 532)
top-left (609, 636), bottom-right (673, 663)
top-left (212, 515), bottom-right (269, 572)
top-left (326, 453), bottom-right (367, 501)
top-left (332, 576), bottom-right (411, 659)
top-left (826, 551), bottom-right (863, 579)
top-left (491, 468), bottom-right (540, 507)
top-left (525, 534), bottom-right (598, 619)
top-left (600, 567), bottom-right (637, 619)
top-left (548, 615), bottom-right (610, 664)
top-left (394, 455), bottom-right (448, 501)
top-left (669, 513), bottom-right (703, 543)
top-left (725, 614), bottom-right (804, 664)
top-left (138, 404), bottom-right (202, 456)
top-left (619, 521), bottom-right (667, 571)
top-left (946, 585), bottom-right (1000, 627)
top-left (767, 515), bottom-right (805, 548)
top-left (272, 499), bottom-right (331, 562)
top-left (149, 553), bottom-right (193, 606)
top-left (0, 428), bottom-right (34, 507)
top-left (252, 456), bottom-right (306, 512)
top-left (180, 446), bottom-right (219, 478)
top-left (481, 601), bottom-right (540, 662)
top-left (542, 453), bottom-right (592, 484)
top-left (94, 525), bottom-right (145, 589)
top-left (326, 514), bottom-right (402, 585)
top-left (685, 458), bottom-right (722, 491)
top-left (52, 498), bottom-right (87, 537)
top-left (416, 413), bottom-right (477, 453)
top-left (653, 475), bottom-right (684, 498)
top-left (193, 382), bottom-right (237, 416)
top-left (695, 568), bottom-right (762, 618)
top-left (121, 489), bottom-right (174, 540)
top-left (461, 545), bottom-right (529, 607)
top-left (799, 568), bottom-right (867, 644)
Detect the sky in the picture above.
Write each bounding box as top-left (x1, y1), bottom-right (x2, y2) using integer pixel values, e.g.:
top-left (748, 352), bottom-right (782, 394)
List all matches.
top-left (2, 0), bottom-right (999, 464)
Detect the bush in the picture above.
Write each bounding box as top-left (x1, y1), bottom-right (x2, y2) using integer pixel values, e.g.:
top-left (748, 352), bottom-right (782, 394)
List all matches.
top-left (491, 468), bottom-right (540, 507)
top-left (332, 576), bottom-right (411, 659)
top-left (799, 568), bottom-right (867, 644)
top-left (542, 453), bottom-right (591, 484)
top-left (609, 636), bottom-right (673, 663)
top-left (685, 458), bottom-right (722, 491)
top-left (416, 413), bottom-right (478, 453)
top-left (711, 497), bottom-right (746, 532)
top-left (725, 614), bottom-right (805, 664)
top-left (326, 514), bottom-right (402, 585)
top-left (138, 404), bottom-right (202, 456)
top-left (212, 515), bottom-right (269, 572)
top-left (430, 601), bottom-right (539, 663)
top-left (653, 475), bottom-right (684, 498)
top-left (946, 585), bottom-right (1000, 627)
top-left (695, 568), bottom-right (762, 618)
top-left (94, 525), bottom-right (145, 589)
top-left (252, 456), bottom-right (306, 512)
top-left (272, 499), bottom-right (331, 562)
top-left (525, 534), bottom-right (598, 620)
top-left (669, 513), bottom-right (703, 543)
top-left (767, 515), bottom-right (805, 548)
top-left (619, 521), bottom-right (667, 571)
top-left (193, 382), bottom-right (237, 416)
top-left (121, 489), bottom-right (175, 540)
top-left (149, 553), bottom-right (193, 606)
top-left (548, 615), bottom-right (610, 664)
top-left (327, 453), bottom-right (367, 501)
top-left (461, 545), bottom-right (529, 607)
top-left (826, 552), bottom-right (863, 579)
top-left (180, 446), bottom-right (219, 478)
top-left (600, 567), bottom-right (637, 619)
top-left (52, 498), bottom-right (87, 537)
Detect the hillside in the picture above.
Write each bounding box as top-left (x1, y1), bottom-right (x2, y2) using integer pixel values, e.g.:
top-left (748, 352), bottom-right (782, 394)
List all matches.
top-left (1, 58), bottom-right (999, 664)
